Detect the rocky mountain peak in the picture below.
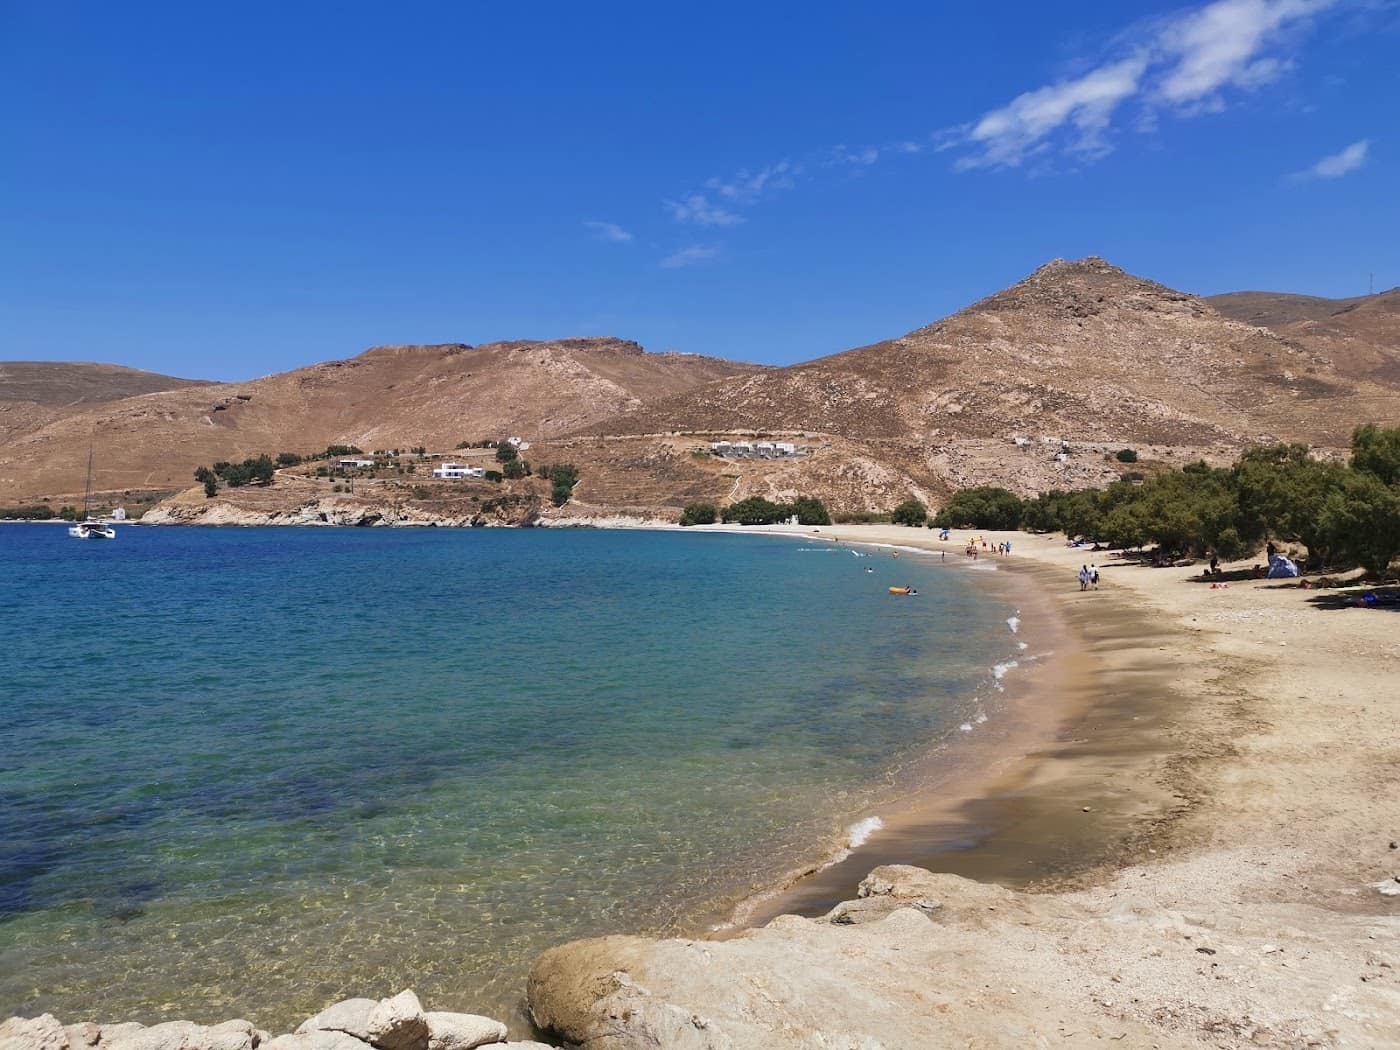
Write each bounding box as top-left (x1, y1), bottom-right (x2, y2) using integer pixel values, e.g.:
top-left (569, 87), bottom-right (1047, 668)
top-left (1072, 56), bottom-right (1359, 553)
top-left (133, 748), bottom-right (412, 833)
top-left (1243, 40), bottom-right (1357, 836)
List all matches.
top-left (959, 256), bottom-right (1200, 323)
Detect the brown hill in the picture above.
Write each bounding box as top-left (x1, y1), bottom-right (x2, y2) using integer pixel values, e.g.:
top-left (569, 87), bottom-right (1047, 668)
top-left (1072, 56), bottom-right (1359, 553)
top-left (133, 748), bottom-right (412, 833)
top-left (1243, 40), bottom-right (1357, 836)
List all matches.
top-left (1208, 288), bottom-right (1400, 388)
top-left (588, 258), bottom-right (1396, 451)
top-left (0, 338), bottom-right (764, 504)
top-left (0, 361), bottom-right (209, 406)
top-left (0, 362), bottom-right (211, 445)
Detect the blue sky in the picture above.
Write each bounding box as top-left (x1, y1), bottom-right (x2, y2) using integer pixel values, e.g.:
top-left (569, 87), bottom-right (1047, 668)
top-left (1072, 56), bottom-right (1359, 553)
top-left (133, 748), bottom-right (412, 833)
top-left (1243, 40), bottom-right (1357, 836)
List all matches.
top-left (3, 1), bottom-right (1397, 381)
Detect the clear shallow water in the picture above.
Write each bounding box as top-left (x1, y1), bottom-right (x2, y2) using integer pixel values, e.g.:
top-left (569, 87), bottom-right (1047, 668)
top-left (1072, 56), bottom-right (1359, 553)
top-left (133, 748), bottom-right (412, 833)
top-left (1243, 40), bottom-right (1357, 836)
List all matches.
top-left (0, 525), bottom-right (1015, 1028)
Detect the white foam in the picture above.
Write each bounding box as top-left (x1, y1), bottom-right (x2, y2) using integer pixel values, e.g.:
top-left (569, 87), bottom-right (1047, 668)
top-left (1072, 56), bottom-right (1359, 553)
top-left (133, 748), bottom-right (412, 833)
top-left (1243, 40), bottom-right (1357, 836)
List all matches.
top-left (959, 722), bottom-right (974, 732)
top-left (847, 816), bottom-right (884, 848)
top-left (1007, 614), bottom-right (1021, 634)
top-left (992, 659), bottom-right (1019, 680)
top-left (975, 711), bottom-right (988, 724)
top-left (1017, 641), bottom-right (1029, 650)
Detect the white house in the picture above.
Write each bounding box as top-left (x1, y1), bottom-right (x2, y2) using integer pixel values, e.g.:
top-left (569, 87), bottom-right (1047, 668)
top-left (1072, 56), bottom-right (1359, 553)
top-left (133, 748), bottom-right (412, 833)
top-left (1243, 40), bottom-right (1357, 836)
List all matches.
top-left (505, 436), bottom-right (530, 451)
top-left (336, 458), bottom-right (375, 469)
top-left (754, 441), bottom-right (776, 457)
top-left (433, 462), bottom-right (487, 480)
top-left (773, 441), bottom-right (797, 456)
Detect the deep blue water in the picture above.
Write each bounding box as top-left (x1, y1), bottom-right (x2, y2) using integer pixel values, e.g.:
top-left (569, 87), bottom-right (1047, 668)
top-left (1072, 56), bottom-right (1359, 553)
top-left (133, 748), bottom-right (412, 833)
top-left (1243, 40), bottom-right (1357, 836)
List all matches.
top-left (0, 524), bottom-right (1016, 1027)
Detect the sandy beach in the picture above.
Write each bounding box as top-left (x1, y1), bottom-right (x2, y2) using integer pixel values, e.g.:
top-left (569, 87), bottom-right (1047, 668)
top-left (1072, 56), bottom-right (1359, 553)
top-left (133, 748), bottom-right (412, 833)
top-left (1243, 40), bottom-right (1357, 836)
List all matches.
top-left (529, 523), bottom-right (1400, 1047)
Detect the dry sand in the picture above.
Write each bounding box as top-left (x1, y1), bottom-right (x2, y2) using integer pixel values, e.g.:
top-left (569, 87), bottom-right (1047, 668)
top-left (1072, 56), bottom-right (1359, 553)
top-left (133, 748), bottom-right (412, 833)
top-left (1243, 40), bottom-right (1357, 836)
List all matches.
top-left (529, 524), bottom-right (1400, 1048)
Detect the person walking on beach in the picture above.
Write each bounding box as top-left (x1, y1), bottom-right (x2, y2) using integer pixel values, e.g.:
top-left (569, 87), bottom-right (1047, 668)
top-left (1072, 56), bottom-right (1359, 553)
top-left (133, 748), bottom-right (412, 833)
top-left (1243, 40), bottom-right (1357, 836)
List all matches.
top-left (1090, 565), bottom-right (1100, 589)
top-left (1079, 565), bottom-right (1089, 591)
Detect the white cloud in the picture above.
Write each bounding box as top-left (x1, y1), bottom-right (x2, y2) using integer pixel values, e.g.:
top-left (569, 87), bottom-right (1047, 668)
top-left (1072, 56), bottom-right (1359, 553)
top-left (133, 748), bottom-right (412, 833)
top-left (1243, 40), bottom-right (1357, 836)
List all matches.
top-left (1155, 0), bottom-right (1334, 106)
top-left (660, 245), bottom-right (720, 269)
top-left (961, 56), bottom-right (1148, 168)
top-left (953, 0), bottom-right (1338, 170)
top-left (665, 194), bottom-right (744, 227)
top-left (706, 160), bottom-right (797, 202)
top-left (583, 220), bottom-right (633, 243)
top-left (830, 144), bottom-right (881, 166)
top-left (1293, 138), bottom-right (1370, 179)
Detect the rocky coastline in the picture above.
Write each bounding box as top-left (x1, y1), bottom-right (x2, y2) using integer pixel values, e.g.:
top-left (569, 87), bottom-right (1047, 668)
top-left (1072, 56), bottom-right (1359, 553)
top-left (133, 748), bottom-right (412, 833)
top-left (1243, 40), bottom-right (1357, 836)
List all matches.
top-left (1, 991), bottom-right (549, 1050)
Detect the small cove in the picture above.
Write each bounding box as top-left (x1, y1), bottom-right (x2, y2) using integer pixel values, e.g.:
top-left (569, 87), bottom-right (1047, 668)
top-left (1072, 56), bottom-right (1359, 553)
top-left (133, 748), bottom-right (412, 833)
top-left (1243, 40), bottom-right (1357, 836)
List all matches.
top-left (0, 525), bottom-right (1019, 1030)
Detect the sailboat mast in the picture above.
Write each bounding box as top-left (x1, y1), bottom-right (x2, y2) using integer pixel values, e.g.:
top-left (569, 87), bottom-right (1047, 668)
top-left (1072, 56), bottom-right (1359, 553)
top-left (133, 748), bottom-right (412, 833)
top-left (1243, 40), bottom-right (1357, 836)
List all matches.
top-left (83, 444), bottom-right (94, 519)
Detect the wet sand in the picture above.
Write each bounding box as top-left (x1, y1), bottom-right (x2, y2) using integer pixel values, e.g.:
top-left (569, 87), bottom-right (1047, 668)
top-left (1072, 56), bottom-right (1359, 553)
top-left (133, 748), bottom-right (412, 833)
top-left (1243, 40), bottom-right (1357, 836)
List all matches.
top-left (711, 528), bottom-right (1191, 929)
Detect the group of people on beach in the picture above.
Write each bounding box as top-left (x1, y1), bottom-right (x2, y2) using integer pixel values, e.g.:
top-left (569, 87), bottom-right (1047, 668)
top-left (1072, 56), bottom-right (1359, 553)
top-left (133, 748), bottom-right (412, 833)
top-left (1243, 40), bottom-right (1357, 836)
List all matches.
top-left (964, 537), bottom-right (1012, 560)
top-left (1078, 564), bottom-right (1100, 591)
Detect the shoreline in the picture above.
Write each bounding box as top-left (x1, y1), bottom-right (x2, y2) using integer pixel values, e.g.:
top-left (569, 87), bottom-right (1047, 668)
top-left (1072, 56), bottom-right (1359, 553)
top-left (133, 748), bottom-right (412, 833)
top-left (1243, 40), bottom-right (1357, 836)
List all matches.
top-left (8, 520), bottom-right (1399, 1046)
top-left (526, 523), bottom-right (1400, 1047)
top-left (678, 524), bottom-right (1195, 933)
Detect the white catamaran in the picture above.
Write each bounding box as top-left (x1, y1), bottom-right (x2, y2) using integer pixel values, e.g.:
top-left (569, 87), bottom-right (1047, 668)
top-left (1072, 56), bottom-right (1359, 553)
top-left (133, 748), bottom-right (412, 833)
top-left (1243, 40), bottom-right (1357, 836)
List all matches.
top-left (68, 446), bottom-right (116, 540)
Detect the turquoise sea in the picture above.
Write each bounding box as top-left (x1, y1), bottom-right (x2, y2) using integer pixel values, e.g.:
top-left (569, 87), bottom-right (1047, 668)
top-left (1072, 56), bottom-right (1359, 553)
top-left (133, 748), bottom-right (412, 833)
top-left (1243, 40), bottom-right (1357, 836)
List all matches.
top-left (0, 525), bottom-right (1019, 1029)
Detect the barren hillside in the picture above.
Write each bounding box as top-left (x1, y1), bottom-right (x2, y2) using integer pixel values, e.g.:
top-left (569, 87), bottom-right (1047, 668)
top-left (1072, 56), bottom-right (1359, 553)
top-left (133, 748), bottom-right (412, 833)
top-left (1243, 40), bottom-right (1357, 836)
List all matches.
top-left (586, 258), bottom-right (1397, 450)
top-left (0, 362), bottom-right (211, 446)
top-left (1208, 287), bottom-right (1400, 388)
top-left (0, 339), bottom-right (764, 503)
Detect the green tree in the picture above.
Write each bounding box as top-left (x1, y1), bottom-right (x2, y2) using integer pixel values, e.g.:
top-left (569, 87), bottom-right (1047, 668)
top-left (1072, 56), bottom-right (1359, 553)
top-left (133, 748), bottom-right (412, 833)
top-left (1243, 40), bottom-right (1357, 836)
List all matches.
top-left (891, 498), bottom-right (928, 527)
top-left (679, 502), bottom-right (718, 526)
top-left (1115, 448), bottom-right (1138, 463)
top-left (722, 496), bottom-right (785, 525)
top-left (495, 444), bottom-right (518, 463)
top-left (1318, 471), bottom-right (1400, 578)
top-left (1351, 423), bottom-right (1400, 487)
top-left (932, 487), bottom-right (1024, 530)
top-left (789, 496), bottom-right (831, 525)
top-left (503, 459), bottom-right (526, 479)
top-left (276, 452), bottom-right (303, 467)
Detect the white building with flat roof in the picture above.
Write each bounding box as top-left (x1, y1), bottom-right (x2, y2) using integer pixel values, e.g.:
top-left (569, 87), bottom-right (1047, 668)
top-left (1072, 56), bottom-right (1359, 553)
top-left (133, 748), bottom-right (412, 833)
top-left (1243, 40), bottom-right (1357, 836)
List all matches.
top-left (432, 462), bottom-right (487, 480)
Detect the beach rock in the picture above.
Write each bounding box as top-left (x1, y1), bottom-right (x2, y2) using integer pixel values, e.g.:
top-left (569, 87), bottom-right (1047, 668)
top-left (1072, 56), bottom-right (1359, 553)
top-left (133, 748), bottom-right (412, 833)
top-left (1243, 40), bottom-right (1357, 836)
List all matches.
top-left (102, 1021), bottom-right (201, 1050)
top-left (204, 1021), bottom-right (258, 1050)
top-left (63, 1024), bottom-right (101, 1048)
top-left (0, 1014), bottom-right (68, 1050)
top-left (296, 1001), bottom-right (376, 1041)
top-left (422, 1013), bottom-right (506, 1050)
top-left (365, 992), bottom-right (427, 1050)
top-left (261, 1034), bottom-right (370, 1050)
top-left (97, 1027), bottom-right (146, 1043)
top-left (528, 868), bottom-right (1171, 1049)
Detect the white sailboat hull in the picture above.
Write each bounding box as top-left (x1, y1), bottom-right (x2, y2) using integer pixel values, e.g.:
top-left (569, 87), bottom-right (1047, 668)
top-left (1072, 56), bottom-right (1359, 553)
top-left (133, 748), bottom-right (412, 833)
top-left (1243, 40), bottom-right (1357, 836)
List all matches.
top-left (68, 522), bottom-right (116, 539)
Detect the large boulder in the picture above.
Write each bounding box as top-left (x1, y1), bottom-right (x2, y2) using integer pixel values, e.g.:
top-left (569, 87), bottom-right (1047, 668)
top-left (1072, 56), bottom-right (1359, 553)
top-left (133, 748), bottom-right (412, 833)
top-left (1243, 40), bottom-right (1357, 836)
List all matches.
top-left (294, 1001), bottom-right (376, 1042)
top-left (261, 1035), bottom-right (369, 1050)
top-left (364, 993), bottom-right (427, 1050)
top-left (0, 1014), bottom-right (68, 1050)
top-left (421, 1014), bottom-right (505, 1050)
top-left (103, 1020), bottom-right (257, 1050)
top-left (62, 1024), bottom-right (101, 1049)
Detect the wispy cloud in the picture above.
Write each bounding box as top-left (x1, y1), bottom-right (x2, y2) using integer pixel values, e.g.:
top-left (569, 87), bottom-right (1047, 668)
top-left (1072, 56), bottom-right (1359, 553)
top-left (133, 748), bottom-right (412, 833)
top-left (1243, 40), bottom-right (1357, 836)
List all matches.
top-left (1292, 138), bottom-right (1370, 179)
top-left (664, 194), bottom-right (744, 227)
top-left (960, 56), bottom-right (1149, 169)
top-left (953, 0), bottom-right (1339, 168)
top-left (583, 220), bottom-right (633, 243)
top-left (660, 244), bottom-right (719, 269)
top-left (705, 161), bottom-right (798, 203)
top-left (829, 144), bottom-right (881, 166)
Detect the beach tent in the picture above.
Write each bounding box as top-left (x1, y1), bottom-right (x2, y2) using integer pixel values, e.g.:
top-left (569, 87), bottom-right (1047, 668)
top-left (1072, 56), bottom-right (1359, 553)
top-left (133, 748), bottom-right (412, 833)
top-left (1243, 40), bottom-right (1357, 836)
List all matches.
top-left (1267, 554), bottom-right (1300, 578)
